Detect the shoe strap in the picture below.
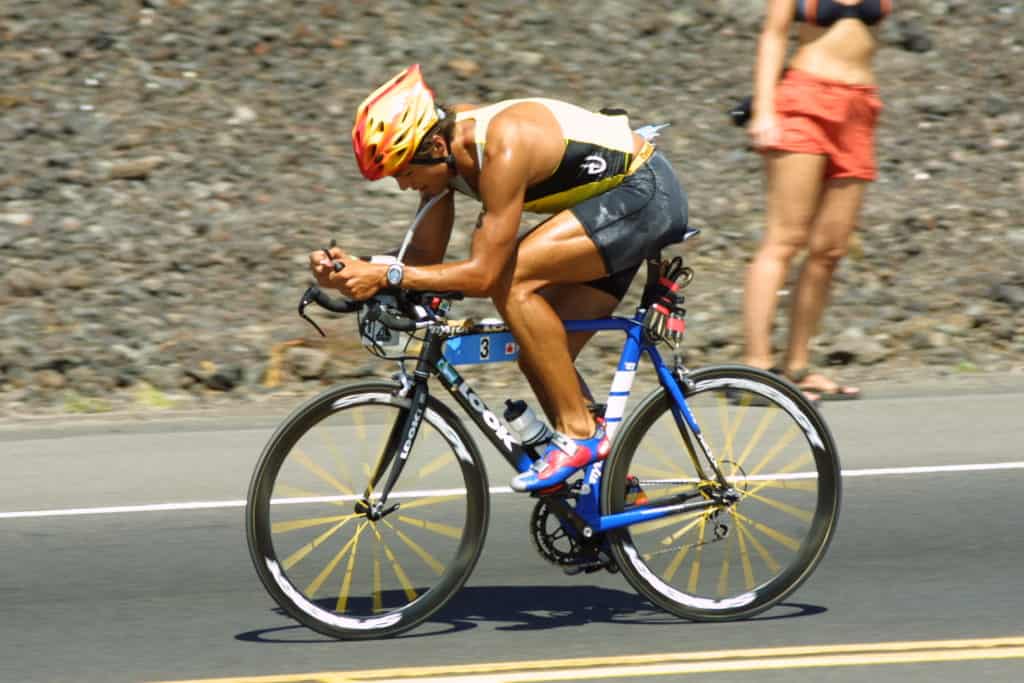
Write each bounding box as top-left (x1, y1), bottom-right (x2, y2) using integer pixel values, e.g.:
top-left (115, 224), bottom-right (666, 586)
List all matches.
top-left (548, 432), bottom-right (576, 456)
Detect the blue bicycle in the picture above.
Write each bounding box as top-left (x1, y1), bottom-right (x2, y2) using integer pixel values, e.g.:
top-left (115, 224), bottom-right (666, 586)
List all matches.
top-left (246, 226), bottom-right (841, 640)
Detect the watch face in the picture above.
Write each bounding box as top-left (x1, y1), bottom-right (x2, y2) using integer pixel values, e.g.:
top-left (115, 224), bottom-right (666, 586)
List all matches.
top-left (386, 264), bottom-right (403, 286)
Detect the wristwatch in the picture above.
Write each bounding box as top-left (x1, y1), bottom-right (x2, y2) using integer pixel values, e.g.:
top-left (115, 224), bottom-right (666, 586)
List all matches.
top-left (385, 262), bottom-right (405, 288)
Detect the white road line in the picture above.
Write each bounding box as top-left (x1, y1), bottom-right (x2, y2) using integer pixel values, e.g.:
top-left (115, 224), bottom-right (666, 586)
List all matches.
top-left (3, 462), bottom-right (1024, 520)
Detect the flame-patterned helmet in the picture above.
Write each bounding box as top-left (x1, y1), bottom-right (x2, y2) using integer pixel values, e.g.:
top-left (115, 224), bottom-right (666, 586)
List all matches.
top-left (352, 64), bottom-right (439, 180)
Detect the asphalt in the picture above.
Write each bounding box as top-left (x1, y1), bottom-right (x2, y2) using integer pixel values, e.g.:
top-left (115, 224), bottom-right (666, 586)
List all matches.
top-left (1, 380), bottom-right (1023, 683)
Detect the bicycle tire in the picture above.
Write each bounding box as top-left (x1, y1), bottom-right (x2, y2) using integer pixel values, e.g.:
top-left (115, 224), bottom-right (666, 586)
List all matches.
top-left (601, 364), bottom-right (840, 621)
top-left (246, 381), bottom-right (489, 639)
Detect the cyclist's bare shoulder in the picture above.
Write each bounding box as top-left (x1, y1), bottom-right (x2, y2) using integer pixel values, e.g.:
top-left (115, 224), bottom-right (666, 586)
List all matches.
top-left (481, 104), bottom-right (563, 188)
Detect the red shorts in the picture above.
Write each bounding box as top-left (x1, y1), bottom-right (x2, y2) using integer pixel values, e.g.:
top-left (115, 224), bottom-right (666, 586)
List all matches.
top-left (762, 69), bottom-right (883, 181)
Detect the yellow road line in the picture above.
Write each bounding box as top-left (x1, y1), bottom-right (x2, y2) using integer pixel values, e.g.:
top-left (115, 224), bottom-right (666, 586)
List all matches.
top-left (148, 636), bottom-right (1024, 683)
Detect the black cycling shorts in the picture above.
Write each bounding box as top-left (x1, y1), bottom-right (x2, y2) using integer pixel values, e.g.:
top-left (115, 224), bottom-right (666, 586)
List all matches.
top-left (571, 151), bottom-right (689, 299)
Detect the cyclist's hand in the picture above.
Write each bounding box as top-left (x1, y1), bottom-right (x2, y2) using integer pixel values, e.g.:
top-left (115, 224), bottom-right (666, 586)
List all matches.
top-left (309, 247), bottom-right (343, 288)
top-left (747, 112), bottom-right (780, 150)
top-left (329, 252), bottom-right (386, 301)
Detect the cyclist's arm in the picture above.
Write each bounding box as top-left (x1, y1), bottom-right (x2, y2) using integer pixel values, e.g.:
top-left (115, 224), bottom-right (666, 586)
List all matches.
top-left (396, 120), bottom-right (527, 297)
top-left (399, 190), bottom-right (455, 266)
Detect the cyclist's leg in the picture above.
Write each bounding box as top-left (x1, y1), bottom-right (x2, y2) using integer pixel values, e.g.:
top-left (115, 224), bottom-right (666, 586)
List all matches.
top-left (491, 215), bottom-right (609, 440)
top-left (494, 153), bottom-right (685, 441)
top-left (518, 282), bottom-right (618, 422)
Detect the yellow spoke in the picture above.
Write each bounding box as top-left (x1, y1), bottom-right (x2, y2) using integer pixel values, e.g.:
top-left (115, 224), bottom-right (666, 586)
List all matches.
top-left (384, 521), bottom-right (445, 575)
top-left (283, 517), bottom-right (354, 571)
top-left (718, 395), bottom-right (749, 462)
top-left (736, 409), bottom-right (779, 470)
top-left (353, 406), bottom-right (368, 441)
top-left (639, 483), bottom-right (699, 499)
top-left (777, 451), bottom-right (815, 475)
top-left (276, 484), bottom-right (324, 499)
top-left (369, 524), bottom-right (386, 611)
top-left (746, 453), bottom-right (816, 499)
top-left (397, 515), bottom-right (463, 540)
top-left (686, 516), bottom-right (709, 593)
top-left (717, 531), bottom-right (734, 597)
top-left (293, 450), bottom-right (355, 497)
top-left (746, 478), bottom-right (818, 492)
top-left (397, 494), bottom-right (464, 511)
top-left (335, 522), bottom-right (369, 612)
top-left (735, 515), bottom-right (780, 573)
top-left (746, 426), bottom-right (801, 478)
top-left (379, 532), bottom-right (419, 602)
top-left (418, 451), bottom-right (453, 479)
top-left (661, 511), bottom-right (711, 546)
top-left (732, 509), bottom-right (800, 553)
top-left (274, 483), bottom-right (348, 505)
top-left (741, 489), bottom-right (814, 524)
top-left (311, 420), bottom-right (355, 488)
top-left (662, 544), bottom-right (692, 582)
top-left (672, 423), bottom-right (699, 458)
top-left (632, 508), bottom-right (706, 535)
top-left (316, 424), bottom-right (344, 463)
top-left (735, 519), bottom-right (756, 589)
top-left (273, 513), bottom-right (359, 534)
top-left (647, 440), bottom-right (691, 478)
top-left (372, 540), bottom-right (383, 613)
top-left (305, 521), bottom-right (365, 596)
top-left (632, 462), bottom-right (685, 481)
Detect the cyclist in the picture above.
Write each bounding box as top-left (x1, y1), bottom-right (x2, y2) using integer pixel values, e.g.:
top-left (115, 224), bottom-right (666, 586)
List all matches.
top-left (310, 64), bottom-right (689, 492)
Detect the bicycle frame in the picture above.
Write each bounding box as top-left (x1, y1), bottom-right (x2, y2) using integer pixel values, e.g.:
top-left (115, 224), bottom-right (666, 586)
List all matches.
top-left (378, 307), bottom-right (730, 536)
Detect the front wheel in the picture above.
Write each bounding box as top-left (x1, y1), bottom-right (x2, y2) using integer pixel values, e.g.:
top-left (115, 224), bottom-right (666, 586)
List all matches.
top-left (602, 364), bottom-right (840, 621)
top-left (246, 381), bottom-right (489, 639)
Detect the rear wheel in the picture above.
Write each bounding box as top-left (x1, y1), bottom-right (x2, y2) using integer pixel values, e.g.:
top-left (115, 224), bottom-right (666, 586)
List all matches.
top-left (602, 364), bottom-right (840, 621)
top-left (246, 382), bottom-right (489, 639)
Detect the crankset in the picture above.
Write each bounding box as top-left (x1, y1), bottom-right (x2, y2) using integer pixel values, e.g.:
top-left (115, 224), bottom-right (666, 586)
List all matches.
top-left (529, 498), bottom-right (618, 575)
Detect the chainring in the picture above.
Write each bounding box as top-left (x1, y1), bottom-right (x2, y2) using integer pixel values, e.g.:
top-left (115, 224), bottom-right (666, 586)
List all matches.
top-left (529, 498), bottom-right (617, 573)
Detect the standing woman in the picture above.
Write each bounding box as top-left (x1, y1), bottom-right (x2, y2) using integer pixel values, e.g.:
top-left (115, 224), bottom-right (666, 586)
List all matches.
top-left (743, 0), bottom-right (890, 400)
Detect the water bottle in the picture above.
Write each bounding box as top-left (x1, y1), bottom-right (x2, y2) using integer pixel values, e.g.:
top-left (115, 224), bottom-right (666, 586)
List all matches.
top-left (503, 399), bottom-right (553, 458)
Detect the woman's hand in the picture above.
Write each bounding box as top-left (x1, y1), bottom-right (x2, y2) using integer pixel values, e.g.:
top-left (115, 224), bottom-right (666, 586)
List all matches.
top-left (307, 247), bottom-right (386, 300)
top-left (747, 111), bottom-right (780, 150)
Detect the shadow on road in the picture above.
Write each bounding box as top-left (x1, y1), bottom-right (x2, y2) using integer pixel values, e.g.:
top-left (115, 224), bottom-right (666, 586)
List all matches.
top-left (236, 585), bottom-right (826, 643)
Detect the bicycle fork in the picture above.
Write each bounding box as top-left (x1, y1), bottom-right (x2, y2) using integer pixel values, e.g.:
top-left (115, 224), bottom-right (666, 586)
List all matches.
top-left (356, 383), bottom-right (429, 520)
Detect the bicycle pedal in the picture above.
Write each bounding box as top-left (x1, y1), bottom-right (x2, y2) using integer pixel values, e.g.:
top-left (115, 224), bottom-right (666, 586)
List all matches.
top-left (561, 553), bottom-right (613, 576)
top-left (532, 483), bottom-right (568, 497)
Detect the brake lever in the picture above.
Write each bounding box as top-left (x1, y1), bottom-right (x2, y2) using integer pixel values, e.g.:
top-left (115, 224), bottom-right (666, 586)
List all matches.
top-left (298, 286), bottom-right (327, 337)
top-left (326, 240), bottom-right (344, 273)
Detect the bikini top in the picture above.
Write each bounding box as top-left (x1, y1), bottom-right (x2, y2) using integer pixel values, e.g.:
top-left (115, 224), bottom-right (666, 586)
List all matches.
top-left (795, 0), bottom-right (892, 26)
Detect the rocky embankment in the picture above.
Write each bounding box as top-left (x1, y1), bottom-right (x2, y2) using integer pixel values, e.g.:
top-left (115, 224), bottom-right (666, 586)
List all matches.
top-left (0, 0), bottom-right (1022, 416)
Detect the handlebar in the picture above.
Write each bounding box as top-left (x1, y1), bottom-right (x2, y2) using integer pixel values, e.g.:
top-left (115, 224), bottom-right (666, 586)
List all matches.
top-left (298, 285), bottom-right (463, 337)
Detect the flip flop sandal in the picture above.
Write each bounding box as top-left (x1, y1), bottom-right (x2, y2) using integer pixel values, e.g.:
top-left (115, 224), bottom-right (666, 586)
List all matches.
top-left (787, 367), bottom-right (860, 402)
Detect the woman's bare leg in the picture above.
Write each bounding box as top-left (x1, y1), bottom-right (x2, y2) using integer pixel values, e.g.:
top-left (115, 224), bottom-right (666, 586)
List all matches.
top-left (784, 177), bottom-right (867, 396)
top-left (743, 151), bottom-right (828, 370)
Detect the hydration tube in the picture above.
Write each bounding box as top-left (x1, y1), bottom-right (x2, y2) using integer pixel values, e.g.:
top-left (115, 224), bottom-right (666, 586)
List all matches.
top-left (396, 188), bottom-right (450, 263)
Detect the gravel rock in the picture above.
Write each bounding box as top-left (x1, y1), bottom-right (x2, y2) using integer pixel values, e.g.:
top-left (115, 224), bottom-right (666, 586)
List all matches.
top-left (0, 0), bottom-right (1021, 415)
top-left (286, 347), bottom-right (329, 381)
